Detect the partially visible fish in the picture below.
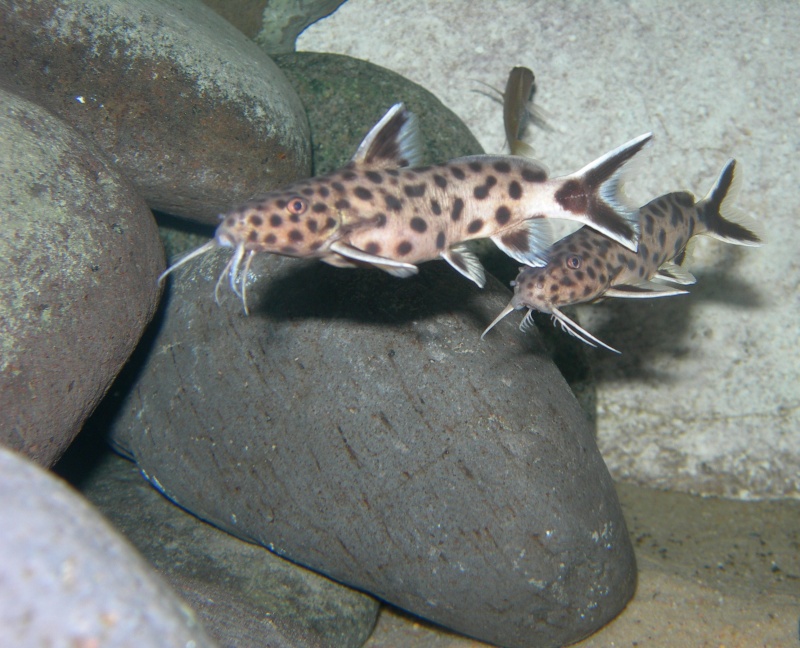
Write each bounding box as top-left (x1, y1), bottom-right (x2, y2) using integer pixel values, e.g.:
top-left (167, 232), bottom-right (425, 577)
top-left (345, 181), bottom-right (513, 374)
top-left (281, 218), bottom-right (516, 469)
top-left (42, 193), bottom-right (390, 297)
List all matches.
top-left (482, 160), bottom-right (762, 353)
top-left (160, 103), bottom-right (651, 312)
top-left (501, 66), bottom-right (552, 157)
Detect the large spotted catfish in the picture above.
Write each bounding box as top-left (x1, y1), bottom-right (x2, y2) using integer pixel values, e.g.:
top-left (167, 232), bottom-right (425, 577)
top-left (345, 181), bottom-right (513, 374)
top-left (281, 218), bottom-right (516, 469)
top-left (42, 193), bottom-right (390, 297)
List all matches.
top-left (160, 103), bottom-right (651, 311)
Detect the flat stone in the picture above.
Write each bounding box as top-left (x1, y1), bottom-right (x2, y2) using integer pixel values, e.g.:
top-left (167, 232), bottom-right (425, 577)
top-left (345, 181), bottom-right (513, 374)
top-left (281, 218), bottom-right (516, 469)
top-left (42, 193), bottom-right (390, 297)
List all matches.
top-left (67, 448), bottom-right (379, 648)
top-left (0, 0), bottom-right (310, 223)
top-left (0, 446), bottom-right (215, 647)
top-left (0, 88), bottom-right (163, 467)
top-left (107, 244), bottom-right (635, 648)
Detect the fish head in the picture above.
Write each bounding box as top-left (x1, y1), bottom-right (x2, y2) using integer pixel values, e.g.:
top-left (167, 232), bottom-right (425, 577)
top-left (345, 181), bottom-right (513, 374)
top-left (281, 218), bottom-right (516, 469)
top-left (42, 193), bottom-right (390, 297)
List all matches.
top-left (214, 183), bottom-right (341, 258)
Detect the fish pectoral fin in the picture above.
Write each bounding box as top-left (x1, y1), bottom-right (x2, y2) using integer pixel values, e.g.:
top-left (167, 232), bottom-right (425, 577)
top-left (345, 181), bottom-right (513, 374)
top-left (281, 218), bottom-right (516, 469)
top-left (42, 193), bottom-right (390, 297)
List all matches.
top-left (350, 103), bottom-right (423, 169)
top-left (550, 307), bottom-right (621, 354)
top-left (656, 262), bottom-right (696, 285)
top-left (328, 241), bottom-right (419, 278)
top-left (491, 219), bottom-right (553, 267)
top-left (441, 244), bottom-right (486, 287)
top-left (604, 281), bottom-right (689, 299)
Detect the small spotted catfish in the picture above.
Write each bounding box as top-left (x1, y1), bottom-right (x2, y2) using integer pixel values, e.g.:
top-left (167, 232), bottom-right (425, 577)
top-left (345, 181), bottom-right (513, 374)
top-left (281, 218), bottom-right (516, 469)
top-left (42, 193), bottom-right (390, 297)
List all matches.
top-left (482, 160), bottom-right (762, 353)
top-left (159, 103), bottom-right (651, 311)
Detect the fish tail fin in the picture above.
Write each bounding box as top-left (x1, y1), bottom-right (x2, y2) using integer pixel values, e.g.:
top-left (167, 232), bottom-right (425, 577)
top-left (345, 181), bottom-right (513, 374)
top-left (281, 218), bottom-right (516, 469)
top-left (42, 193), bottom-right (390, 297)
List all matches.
top-left (699, 160), bottom-right (763, 246)
top-left (558, 133), bottom-right (653, 252)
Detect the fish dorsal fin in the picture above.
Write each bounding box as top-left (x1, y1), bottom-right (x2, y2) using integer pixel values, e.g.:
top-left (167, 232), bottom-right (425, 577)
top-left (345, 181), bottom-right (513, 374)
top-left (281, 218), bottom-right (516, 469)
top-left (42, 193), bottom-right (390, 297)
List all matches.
top-left (656, 262), bottom-right (696, 285)
top-left (491, 218), bottom-right (553, 267)
top-left (351, 103), bottom-right (423, 169)
top-left (604, 281), bottom-right (688, 299)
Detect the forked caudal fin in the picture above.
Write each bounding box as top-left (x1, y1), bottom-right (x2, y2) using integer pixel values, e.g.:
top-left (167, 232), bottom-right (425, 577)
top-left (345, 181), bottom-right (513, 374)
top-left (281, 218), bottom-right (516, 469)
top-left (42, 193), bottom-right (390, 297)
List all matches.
top-left (700, 160), bottom-right (763, 246)
top-left (556, 133), bottom-right (653, 252)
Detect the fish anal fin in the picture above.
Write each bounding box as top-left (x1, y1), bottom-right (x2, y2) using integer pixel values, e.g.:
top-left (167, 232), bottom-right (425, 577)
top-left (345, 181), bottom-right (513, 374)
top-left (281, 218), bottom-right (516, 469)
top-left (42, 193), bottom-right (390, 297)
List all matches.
top-left (605, 282), bottom-right (688, 299)
top-left (328, 240), bottom-right (419, 278)
top-left (351, 103), bottom-right (423, 169)
top-left (441, 244), bottom-right (486, 287)
top-left (656, 262), bottom-right (696, 285)
top-left (491, 219), bottom-right (553, 267)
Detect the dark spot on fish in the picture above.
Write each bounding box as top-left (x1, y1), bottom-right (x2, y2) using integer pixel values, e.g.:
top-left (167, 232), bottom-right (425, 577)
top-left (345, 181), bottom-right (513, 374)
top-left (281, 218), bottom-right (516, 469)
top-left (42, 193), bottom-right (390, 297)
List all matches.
top-left (521, 167), bottom-right (547, 182)
top-left (451, 198), bottom-right (464, 221)
top-left (385, 195), bottom-right (403, 212)
top-left (550, 283), bottom-right (559, 292)
top-left (586, 265), bottom-right (596, 280)
top-left (626, 257), bottom-right (637, 271)
top-left (265, 233), bottom-right (277, 244)
top-left (474, 185), bottom-right (489, 200)
top-left (652, 251), bottom-right (660, 264)
top-left (276, 199), bottom-right (287, 209)
top-left (673, 238), bottom-right (685, 255)
top-left (638, 266), bottom-right (645, 277)
top-left (341, 170), bottom-right (357, 181)
top-left (310, 241), bottom-right (323, 251)
top-left (225, 216), bottom-right (236, 227)
top-left (332, 182), bottom-right (346, 194)
top-left (617, 252), bottom-right (627, 265)
top-left (640, 243), bottom-right (649, 260)
top-left (599, 273), bottom-right (607, 283)
top-left (645, 213), bottom-right (655, 235)
top-left (318, 186), bottom-right (330, 198)
top-left (493, 161), bottom-right (511, 173)
top-left (676, 193), bottom-right (694, 207)
top-left (658, 228), bottom-right (667, 248)
top-left (410, 217), bottom-right (428, 233)
top-left (670, 203), bottom-right (683, 227)
top-left (302, 187), bottom-right (315, 196)
top-left (495, 206), bottom-right (511, 225)
top-left (450, 166), bottom-right (466, 180)
top-left (404, 184), bottom-right (426, 198)
top-left (430, 200), bottom-right (442, 215)
top-left (386, 169), bottom-right (400, 177)
top-left (248, 214), bottom-right (263, 227)
top-left (580, 239), bottom-right (593, 251)
top-left (593, 257), bottom-right (603, 268)
top-left (508, 180), bottom-right (522, 200)
top-left (247, 230), bottom-right (258, 242)
top-left (289, 229), bottom-right (304, 242)
top-left (335, 199), bottom-right (350, 210)
top-left (366, 171), bottom-right (383, 184)
top-left (306, 219), bottom-right (318, 233)
top-left (501, 229), bottom-right (530, 253)
top-left (433, 174), bottom-right (447, 188)
top-left (323, 217), bottom-right (337, 231)
top-left (365, 242), bottom-right (381, 254)
top-left (373, 212), bottom-right (387, 228)
top-left (396, 241), bottom-right (413, 256)
top-left (354, 187), bottom-right (373, 200)
top-left (468, 161), bottom-right (483, 172)
top-left (436, 231), bottom-right (446, 249)
top-left (574, 270), bottom-right (585, 281)
top-left (467, 219), bottom-right (484, 234)
top-left (583, 285), bottom-right (594, 297)
top-left (561, 276), bottom-right (575, 287)
top-left (568, 243), bottom-right (578, 253)
top-left (568, 290), bottom-right (577, 301)
top-left (289, 213), bottom-right (300, 223)
top-left (556, 180), bottom-right (587, 214)
top-left (312, 203), bottom-right (328, 213)
top-left (270, 214), bottom-right (283, 227)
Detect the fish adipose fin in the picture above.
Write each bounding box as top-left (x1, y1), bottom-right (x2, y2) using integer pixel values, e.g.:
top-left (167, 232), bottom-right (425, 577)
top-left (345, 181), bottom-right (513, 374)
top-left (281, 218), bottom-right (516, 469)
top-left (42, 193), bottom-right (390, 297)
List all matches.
top-left (440, 244), bottom-right (486, 287)
top-left (604, 282), bottom-right (688, 299)
top-left (557, 133), bottom-right (653, 252)
top-left (351, 103), bottom-right (423, 169)
top-left (700, 160), bottom-right (763, 246)
top-left (656, 262), bottom-right (696, 285)
top-left (491, 219), bottom-right (554, 267)
top-left (328, 240), bottom-right (419, 278)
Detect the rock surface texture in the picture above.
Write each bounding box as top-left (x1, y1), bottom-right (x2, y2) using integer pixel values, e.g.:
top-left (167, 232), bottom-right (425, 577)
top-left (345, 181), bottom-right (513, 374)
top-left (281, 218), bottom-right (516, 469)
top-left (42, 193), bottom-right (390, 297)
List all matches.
top-left (0, 0), bottom-right (310, 223)
top-left (0, 88), bottom-right (163, 466)
top-left (109, 249), bottom-right (636, 648)
top-left (0, 446), bottom-right (216, 647)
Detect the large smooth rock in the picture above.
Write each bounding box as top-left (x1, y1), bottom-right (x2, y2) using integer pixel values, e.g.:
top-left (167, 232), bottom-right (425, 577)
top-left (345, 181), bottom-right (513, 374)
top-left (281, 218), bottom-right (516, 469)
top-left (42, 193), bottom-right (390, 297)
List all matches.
top-left (0, 446), bottom-right (216, 647)
top-left (108, 247), bottom-right (636, 648)
top-left (0, 0), bottom-right (310, 223)
top-left (68, 448), bottom-right (379, 648)
top-left (0, 88), bottom-right (163, 467)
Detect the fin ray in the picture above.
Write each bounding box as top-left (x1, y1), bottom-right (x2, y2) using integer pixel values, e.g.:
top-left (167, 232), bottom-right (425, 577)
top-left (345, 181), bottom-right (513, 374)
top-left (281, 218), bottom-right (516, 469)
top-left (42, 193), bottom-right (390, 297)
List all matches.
top-left (329, 240), bottom-right (419, 278)
top-left (351, 103), bottom-right (423, 169)
top-left (441, 244), bottom-right (486, 287)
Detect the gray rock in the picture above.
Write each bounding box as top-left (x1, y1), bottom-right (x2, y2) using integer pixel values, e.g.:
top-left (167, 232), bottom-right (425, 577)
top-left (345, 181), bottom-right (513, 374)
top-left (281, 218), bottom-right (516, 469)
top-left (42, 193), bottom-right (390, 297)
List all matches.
top-left (108, 243), bottom-right (636, 647)
top-left (0, 0), bottom-right (310, 224)
top-left (0, 446), bottom-right (216, 647)
top-left (202, 0), bottom-right (348, 55)
top-left (0, 88), bottom-right (163, 467)
top-left (72, 449), bottom-right (379, 648)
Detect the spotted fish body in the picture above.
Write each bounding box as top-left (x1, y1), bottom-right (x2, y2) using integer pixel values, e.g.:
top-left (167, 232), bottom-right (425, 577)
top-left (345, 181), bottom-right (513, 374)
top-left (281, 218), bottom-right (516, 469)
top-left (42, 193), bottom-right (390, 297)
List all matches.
top-left (160, 103), bottom-right (651, 311)
top-left (482, 160), bottom-right (762, 352)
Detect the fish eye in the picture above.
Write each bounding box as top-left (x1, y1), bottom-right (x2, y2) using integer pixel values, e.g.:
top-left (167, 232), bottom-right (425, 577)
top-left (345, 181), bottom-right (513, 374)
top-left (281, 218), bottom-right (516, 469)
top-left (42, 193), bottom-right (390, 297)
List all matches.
top-left (565, 255), bottom-right (582, 269)
top-left (287, 197), bottom-right (307, 215)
